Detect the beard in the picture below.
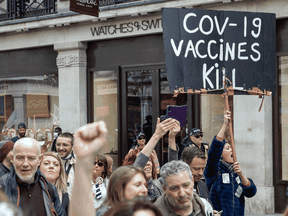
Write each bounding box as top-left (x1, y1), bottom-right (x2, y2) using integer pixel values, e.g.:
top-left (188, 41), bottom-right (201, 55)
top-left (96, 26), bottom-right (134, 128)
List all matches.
top-left (15, 168), bottom-right (37, 184)
top-left (19, 132), bottom-right (26, 138)
top-left (167, 193), bottom-right (193, 210)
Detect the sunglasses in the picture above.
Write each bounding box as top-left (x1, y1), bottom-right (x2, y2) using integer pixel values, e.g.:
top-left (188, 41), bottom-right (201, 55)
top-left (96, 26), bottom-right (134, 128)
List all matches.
top-left (94, 161), bottom-right (106, 167)
top-left (138, 137), bottom-right (145, 140)
top-left (194, 134), bottom-right (203, 138)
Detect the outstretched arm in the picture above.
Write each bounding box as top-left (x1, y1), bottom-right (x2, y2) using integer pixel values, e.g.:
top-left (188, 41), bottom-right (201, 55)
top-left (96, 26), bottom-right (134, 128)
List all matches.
top-left (141, 118), bottom-right (177, 157)
top-left (205, 110), bottom-right (230, 179)
top-left (134, 118), bottom-right (177, 168)
top-left (168, 120), bottom-right (180, 161)
top-left (69, 121), bottom-right (108, 216)
top-left (216, 110), bottom-right (230, 141)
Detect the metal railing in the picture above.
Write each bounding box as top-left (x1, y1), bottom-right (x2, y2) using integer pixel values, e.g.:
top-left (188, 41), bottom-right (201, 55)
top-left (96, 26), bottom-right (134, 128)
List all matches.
top-left (0, 0), bottom-right (56, 20)
top-left (0, 0), bottom-right (142, 21)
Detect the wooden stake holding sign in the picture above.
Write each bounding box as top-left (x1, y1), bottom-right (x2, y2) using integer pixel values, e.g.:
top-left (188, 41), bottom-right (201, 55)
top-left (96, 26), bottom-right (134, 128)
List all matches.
top-left (223, 80), bottom-right (238, 163)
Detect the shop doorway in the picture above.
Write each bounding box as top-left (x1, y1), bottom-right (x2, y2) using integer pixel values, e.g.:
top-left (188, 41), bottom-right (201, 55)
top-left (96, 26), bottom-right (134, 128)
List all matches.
top-left (120, 64), bottom-right (188, 165)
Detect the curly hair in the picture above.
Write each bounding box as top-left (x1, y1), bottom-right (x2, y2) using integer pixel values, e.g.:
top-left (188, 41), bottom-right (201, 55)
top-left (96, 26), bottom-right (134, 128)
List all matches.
top-left (122, 148), bottom-right (157, 180)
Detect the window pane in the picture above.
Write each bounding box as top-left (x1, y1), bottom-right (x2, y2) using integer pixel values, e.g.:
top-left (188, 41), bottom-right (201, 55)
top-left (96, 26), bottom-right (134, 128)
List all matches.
top-left (93, 70), bottom-right (118, 153)
top-left (126, 70), bottom-right (152, 149)
top-left (279, 56), bottom-right (288, 180)
top-left (160, 68), bottom-right (187, 164)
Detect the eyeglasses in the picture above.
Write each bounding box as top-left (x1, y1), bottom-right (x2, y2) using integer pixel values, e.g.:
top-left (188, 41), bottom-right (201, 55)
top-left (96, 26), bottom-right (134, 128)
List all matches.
top-left (138, 137), bottom-right (145, 140)
top-left (94, 161), bottom-right (106, 167)
top-left (194, 134), bottom-right (203, 139)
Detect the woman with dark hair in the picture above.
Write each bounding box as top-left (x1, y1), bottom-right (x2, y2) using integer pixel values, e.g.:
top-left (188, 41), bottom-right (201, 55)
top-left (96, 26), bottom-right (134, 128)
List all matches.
top-left (92, 154), bottom-right (109, 209)
top-left (102, 196), bottom-right (163, 216)
top-left (122, 148), bottom-right (161, 201)
top-left (204, 111), bottom-right (257, 216)
top-left (96, 165), bottom-right (148, 216)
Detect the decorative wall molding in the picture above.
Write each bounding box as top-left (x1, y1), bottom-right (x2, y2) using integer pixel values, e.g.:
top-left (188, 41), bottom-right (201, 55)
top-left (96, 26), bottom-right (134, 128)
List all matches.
top-left (56, 53), bottom-right (87, 67)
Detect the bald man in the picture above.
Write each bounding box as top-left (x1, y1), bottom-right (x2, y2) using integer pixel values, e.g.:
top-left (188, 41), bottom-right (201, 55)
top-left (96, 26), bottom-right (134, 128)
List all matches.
top-left (0, 138), bottom-right (65, 216)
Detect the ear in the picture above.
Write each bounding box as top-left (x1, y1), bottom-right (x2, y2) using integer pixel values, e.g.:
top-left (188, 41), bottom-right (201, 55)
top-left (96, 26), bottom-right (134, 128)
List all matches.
top-left (11, 155), bottom-right (14, 164)
top-left (38, 154), bottom-right (43, 166)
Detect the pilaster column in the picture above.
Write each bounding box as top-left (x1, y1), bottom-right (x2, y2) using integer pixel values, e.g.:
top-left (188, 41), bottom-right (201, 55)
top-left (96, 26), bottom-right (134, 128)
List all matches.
top-left (54, 41), bottom-right (88, 133)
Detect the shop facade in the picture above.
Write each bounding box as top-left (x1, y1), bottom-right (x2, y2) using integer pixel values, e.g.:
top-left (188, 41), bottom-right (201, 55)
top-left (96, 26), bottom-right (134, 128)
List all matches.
top-left (0, 0), bottom-right (288, 213)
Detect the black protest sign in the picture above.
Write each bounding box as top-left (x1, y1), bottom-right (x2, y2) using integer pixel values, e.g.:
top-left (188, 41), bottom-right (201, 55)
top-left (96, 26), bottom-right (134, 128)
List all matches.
top-left (70, 0), bottom-right (99, 17)
top-left (162, 8), bottom-right (276, 94)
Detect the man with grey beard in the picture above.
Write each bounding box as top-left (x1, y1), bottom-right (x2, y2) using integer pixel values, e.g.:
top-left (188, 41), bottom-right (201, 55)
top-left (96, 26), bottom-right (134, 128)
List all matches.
top-left (154, 160), bottom-right (213, 216)
top-left (0, 138), bottom-right (65, 216)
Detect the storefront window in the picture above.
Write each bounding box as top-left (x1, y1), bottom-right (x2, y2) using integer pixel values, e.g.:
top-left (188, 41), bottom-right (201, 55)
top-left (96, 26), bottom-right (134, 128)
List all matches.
top-left (126, 70), bottom-right (152, 149)
top-left (0, 74), bottom-right (59, 150)
top-left (279, 56), bottom-right (288, 180)
top-left (160, 69), bottom-right (187, 163)
top-left (93, 70), bottom-right (118, 153)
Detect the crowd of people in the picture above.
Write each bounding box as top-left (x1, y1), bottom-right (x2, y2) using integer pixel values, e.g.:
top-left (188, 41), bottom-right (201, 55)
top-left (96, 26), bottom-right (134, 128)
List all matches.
top-left (0, 111), bottom-right (286, 216)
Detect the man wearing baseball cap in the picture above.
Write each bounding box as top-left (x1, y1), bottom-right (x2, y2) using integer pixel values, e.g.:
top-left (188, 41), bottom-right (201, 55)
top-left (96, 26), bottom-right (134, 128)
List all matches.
top-left (0, 140), bottom-right (14, 178)
top-left (10, 123), bottom-right (26, 143)
top-left (128, 131), bottom-right (160, 174)
top-left (178, 128), bottom-right (209, 159)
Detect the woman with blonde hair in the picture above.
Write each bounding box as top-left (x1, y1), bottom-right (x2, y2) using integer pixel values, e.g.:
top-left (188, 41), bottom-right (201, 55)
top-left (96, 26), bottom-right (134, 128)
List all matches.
top-left (39, 151), bottom-right (69, 215)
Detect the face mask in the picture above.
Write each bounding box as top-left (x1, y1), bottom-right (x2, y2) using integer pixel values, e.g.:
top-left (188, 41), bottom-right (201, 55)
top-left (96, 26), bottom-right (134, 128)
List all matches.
top-left (54, 132), bottom-right (58, 137)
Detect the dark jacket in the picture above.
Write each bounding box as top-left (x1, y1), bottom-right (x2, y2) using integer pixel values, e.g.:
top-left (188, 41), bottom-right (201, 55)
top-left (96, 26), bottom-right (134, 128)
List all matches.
top-left (195, 179), bottom-right (212, 205)
top-left (62, 192), bottom-right (69, 216)
top-left (0, 166), bottom-right (65, 216)
top-left (204, 136), bottom-right (257, 216)
top-left (154, 193), bottom-right (213, 216)
top-left (10, 136), bottom-right (20, 143)
top-left (178, 136), bottom-right (208, 159)
top-left (0, 163), bottom-right (10, 178)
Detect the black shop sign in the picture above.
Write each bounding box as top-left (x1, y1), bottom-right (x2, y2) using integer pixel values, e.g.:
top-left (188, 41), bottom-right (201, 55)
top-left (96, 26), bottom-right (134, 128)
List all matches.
top-left (162, 8), bottom-right (276, 94)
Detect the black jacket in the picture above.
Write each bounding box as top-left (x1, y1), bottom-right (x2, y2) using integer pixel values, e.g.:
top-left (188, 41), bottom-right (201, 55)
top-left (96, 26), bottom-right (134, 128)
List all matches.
top-left (195, 179), bottom-right (212, 206)
top-left (178, 135), bottom-right (209, 159)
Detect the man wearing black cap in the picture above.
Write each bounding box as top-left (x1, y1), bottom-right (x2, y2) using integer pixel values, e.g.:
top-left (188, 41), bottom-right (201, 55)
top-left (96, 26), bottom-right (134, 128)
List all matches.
top-left (0, 140), bottom-right (14, 178)
top-left (129, 132), bottom-right (160, 174)
top-left (130, 132), bottom-right (146, 150)
top-left (178, 128), bottom-right (209, 159)
top-left (10, 123), bottom-right (26, 143)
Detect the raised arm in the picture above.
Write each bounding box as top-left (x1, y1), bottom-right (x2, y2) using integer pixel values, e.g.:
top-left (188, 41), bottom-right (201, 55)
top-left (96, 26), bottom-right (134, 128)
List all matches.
top-left (141, 118), bottom-right (176, 157)
top-left (217, 110), bottom-right (230, 140)
top-left (205, 111), bottom-right (230, 180)
top-left (69, 121), bottom-right (108, 216)
top-left (168, 120), bottom-right (180, 161)
top-left (134, 118), bottom-right (176, 168)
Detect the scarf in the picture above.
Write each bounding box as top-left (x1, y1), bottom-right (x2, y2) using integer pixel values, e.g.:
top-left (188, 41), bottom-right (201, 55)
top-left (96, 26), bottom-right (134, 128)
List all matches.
top-left (220, 160), bottom-right (234, 173)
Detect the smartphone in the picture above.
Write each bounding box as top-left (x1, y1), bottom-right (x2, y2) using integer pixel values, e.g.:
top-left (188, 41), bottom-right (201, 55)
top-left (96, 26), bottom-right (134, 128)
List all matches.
top-left (160, 105), bottom-right (187, 127)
